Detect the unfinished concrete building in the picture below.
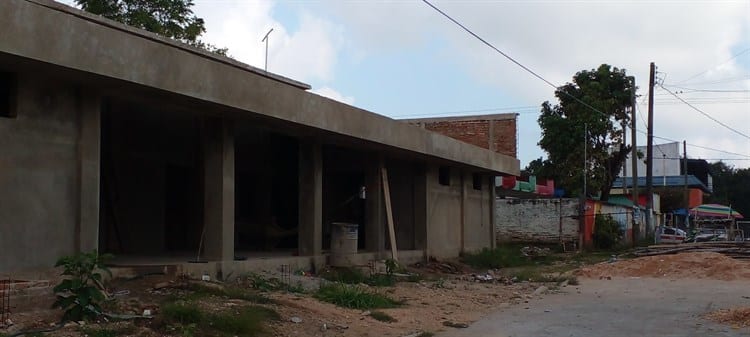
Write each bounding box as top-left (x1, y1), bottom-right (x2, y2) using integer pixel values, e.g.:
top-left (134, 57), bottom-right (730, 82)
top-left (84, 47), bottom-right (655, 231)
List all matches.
top-left (0, 0), bottom-right (519, 277)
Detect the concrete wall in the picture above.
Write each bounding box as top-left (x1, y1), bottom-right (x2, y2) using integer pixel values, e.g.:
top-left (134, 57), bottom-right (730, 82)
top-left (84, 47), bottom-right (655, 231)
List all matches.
top-left (425, 166), bottom-right (463, 258)
top-left (495, 198), bottom-right (579, 243)
top-left (0, 74), bottom-right (82, 272)
top-left (424, 166), bottom-right (494, 258)
top-left (462, 173), bottom-right (493, 252)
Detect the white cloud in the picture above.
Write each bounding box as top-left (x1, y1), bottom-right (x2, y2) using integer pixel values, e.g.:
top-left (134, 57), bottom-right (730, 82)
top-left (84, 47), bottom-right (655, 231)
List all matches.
top-left (195, 0), bottom-right (345, 83)
top-left (311, 86), bottom-right (355, 105)
top-left (305, 0), bottom-right (750, 167)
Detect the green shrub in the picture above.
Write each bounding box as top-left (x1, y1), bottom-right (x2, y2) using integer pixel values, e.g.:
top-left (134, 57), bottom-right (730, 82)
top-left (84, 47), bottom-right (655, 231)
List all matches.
top-left (52, 250), bottom-right (112, 321)
top-left (314, 284), bottom-right (400, 309)
top-left (593, 214), bottom-right (623, 250)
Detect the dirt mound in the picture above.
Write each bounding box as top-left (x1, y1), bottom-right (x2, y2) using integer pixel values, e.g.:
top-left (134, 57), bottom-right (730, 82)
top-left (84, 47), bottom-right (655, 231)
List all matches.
top-left (576, 252), bottom-right (750, 280)
top-left (706, 307), bottom-right (750, 328)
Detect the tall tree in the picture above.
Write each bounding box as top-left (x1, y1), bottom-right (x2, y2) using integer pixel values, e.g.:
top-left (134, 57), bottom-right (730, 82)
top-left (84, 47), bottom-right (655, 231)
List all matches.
top-left (75, 0), bottom-right (227, 55)
top-left (707, 161), bottom-right (750, 217)
top-left (531, 64), bottom-right (634, 200)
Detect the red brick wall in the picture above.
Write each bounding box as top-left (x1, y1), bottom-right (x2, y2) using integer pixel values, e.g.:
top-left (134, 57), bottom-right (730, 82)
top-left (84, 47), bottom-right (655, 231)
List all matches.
top-left (413, 118), bottom-right (517, 158)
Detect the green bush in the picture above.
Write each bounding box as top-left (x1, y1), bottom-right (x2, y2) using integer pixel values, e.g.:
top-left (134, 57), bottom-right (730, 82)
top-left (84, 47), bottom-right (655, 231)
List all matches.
top-left (52, 250), bottom-right (112, 321)
top-left (314, 284), bottom-right (400, 309)
top-left (593, 214), bottom-right (623, 250)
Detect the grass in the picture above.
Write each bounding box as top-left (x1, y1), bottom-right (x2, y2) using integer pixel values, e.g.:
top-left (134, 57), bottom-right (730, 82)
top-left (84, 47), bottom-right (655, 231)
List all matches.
top-left (462, 245), bottom-right (558, 269)
top-left (161, 301), bottom-right (279, 336)
top-left (185, 282), bottom-right (274, 304)
top-left (79, 327), bottom-right (135, 337)
top-left (507, 267), bottom-right (578, 284)
top-left (369, 311), bottom-right (397, 323)
top-left (315, 284), bottom-right (401, 309)
top-left (320, 267), bottom-right (396, 287)
top-left (246, 273), bottom-right (306, 293)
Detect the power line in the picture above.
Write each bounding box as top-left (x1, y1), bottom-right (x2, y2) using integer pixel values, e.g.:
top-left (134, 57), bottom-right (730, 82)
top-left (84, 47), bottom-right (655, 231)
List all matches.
top-left (659, 84), bottom-right (750, 140)
top-left (675, 47), bottom-right (750, 85)
top-left (420, 0), bottom-right (614, 122)
top-left (678, 75), bottom-right (750, 86)
top-left (661, 85), bottom-right (750, 93)
top-left (420, 0), bottom-right (750, 160)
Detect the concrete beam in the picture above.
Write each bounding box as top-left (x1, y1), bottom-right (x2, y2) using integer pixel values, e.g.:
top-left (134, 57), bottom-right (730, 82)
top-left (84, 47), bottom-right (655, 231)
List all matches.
top-left (0, 0), bottom-right (519, 176)
top-left (202, 118), bottom-right (234, 261)
top-left (76, 93), bottom-right (101, 253)
top-left (298, 141), bottom-right (322, 256)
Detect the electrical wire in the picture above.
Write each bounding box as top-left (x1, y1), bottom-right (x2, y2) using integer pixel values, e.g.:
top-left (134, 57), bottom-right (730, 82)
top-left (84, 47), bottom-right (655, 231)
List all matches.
top-left (659, 84), bottom-right (750, 140)
top-left (420, 0), bottom-right (750, 160)
top-left (420, 0), bottom-right (616, 122)
top-left (674, 47), bottom-right (750, 85)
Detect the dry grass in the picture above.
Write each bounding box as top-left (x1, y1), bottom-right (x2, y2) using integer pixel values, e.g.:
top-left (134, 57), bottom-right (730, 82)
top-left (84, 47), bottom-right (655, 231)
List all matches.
top-left (705, 307), bottom-right (750, 328)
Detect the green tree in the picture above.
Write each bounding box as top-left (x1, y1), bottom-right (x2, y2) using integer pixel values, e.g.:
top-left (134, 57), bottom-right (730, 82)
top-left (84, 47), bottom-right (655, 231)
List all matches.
top-left (75, 0), bottom-right (227, 55)
top-left (531, 64), bottom-right (634, 200)
top-left (707, 161), bottom-right (750, 217)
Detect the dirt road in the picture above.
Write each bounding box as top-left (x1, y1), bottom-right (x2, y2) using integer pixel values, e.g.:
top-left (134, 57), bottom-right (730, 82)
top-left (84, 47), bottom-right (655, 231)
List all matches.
top-left (438, 277), bottom-right (750, 337)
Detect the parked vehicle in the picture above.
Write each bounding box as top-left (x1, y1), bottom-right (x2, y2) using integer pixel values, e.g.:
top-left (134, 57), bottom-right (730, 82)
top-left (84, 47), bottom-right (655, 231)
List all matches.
top-left (686, 228), bottom-right (728, 243)
top-left (659, 227), bottom-right (688, 244)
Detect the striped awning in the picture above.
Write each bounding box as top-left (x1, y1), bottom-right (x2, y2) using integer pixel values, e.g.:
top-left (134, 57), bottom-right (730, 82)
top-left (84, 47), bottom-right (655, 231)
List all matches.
top-left (690, 204), bottom-right (744, 219)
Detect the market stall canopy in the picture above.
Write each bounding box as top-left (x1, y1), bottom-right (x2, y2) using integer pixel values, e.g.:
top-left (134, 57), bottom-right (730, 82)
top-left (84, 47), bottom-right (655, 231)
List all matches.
top-left (690, 204), bottom-right (744, 219)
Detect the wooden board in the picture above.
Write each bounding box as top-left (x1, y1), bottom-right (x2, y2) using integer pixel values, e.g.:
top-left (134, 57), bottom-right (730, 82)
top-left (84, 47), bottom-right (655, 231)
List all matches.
top-left (381, 166), bottom-right (398, 261)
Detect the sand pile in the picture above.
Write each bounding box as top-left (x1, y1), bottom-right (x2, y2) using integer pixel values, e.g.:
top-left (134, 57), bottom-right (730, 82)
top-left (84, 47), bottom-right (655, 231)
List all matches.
top-left (577, 252), bottom-right (750, 280)
top-left (706, 307), bottom-right (750, 328)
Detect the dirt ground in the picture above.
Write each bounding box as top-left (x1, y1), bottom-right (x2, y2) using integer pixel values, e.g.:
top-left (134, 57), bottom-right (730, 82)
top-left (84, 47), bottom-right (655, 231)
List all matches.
top-left (576, 252), bottom-right (750, 280)
top-left (0, 261), bottom-right (555, 337)
top-left (5, 251), bottom-right (750, 336)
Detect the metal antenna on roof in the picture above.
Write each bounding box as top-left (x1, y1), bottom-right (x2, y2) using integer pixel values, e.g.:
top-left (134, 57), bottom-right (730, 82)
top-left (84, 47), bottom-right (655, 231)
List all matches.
top-left (261, 28), bottom-right (274, 72)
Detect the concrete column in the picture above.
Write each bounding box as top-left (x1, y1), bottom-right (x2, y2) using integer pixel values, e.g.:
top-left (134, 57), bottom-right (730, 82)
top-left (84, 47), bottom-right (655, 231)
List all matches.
top-left (202, 118), bottom-right (235, 261)
top-left (76, 95), bottom-right (101, 253)
top-left (298, 141), bottom-right (322, 256)
top-left (413, 165), bottom-right (428, 251)
top-left (365, 156), bottom-right (384, 255)
top-left (489, 176), bottom-right (497, 249)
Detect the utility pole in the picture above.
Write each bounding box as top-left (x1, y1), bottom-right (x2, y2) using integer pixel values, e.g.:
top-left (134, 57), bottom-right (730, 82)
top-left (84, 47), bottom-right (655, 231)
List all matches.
top-left (579, 123), bottom-right (587, 251)
top-left (630, 76), bottom-right (639, 241)
top-left (646, 62), bottom-right (655, 234)
top-left (261, 28), bottom-right (274, 72)
top-left (683, 140), bottom-right (689, 228)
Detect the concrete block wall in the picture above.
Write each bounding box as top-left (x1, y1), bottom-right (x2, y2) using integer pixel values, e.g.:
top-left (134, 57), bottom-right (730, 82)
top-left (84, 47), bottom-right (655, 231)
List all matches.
top-left (495, 198), bottom-right (579, 243)
top-left (0, 74), bottom-right (82, 272)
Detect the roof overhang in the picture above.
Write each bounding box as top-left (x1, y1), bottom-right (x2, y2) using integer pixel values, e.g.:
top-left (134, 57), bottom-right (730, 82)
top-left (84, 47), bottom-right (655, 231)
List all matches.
top-left (0, 0), bottom-right (519, 175)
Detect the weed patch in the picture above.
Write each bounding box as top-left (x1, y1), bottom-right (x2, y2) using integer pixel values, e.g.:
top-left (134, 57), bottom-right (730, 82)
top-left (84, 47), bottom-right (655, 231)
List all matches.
top-left (320, 268), bottom-right (395, 287)
top-left (462, 245), bottom-right (556, 269)
top-left (162, 302), bottom-right (203, 324)
top-left (370, 311), bottom-right (397, 323)
top-left (81, 328), bottom-right (120, 337)
top-left (161, 301), bottom-right (278, 337)
top-left (315, 284), bottom-right (400, 309)
top-left (187, 283), bottom-right (274, 304)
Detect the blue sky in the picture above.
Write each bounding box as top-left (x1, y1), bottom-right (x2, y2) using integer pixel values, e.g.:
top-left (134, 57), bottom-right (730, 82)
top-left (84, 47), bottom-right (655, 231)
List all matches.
top-left (60, 0), bottom-right (750, 169)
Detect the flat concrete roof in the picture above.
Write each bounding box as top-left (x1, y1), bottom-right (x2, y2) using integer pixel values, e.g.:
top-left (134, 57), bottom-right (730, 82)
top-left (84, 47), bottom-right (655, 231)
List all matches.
top-left (1, 0), bottom-right (519, 175)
